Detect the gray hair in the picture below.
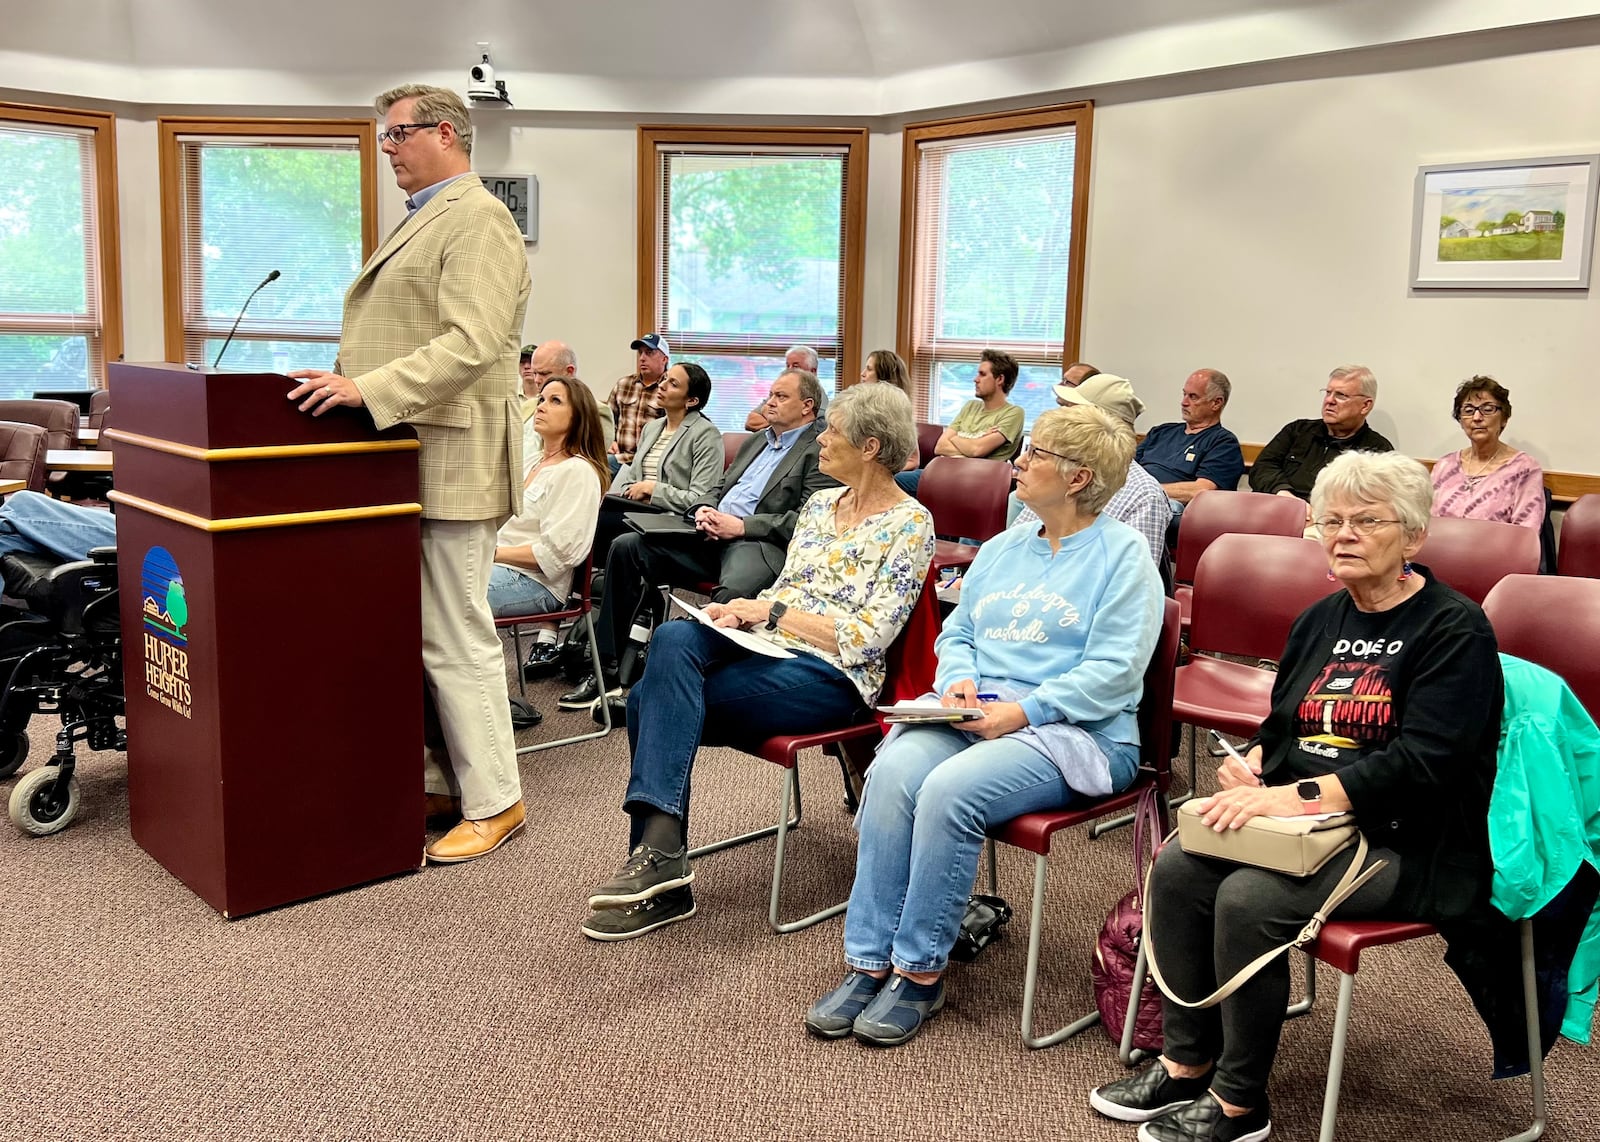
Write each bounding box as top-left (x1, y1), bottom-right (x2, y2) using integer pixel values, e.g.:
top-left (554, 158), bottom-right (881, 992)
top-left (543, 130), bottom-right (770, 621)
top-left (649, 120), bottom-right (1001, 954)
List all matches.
top-left (786, 345), bottom-right (820, 373)
top-left (375, 84), bottom-right (474, 157)
top-left (1310, 450), bottom-right (1433, 534)
top-left (1197, 367), bottom-right (1231, 406)
top-left (544, 344), bottom-right (577, 373)
top-left (1329, 364), bottom-right (1377, 400)
top-left (783, 369), bottom-right (825, 420)
top-left (1030, 404), bottom-right (1134, 515)
top-left (827, 383), bottom-right (915, 474)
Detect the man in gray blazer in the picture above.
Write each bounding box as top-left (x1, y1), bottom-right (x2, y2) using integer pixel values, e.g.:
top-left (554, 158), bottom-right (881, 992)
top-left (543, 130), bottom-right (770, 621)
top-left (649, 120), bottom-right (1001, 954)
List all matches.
top-left (560, 369), bottom-right (838, 711)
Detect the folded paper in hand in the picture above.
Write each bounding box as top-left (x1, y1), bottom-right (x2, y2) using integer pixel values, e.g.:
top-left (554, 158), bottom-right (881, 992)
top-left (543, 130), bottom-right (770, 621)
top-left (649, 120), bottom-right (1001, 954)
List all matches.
top-left (874, 699), bottom-right (983, 724)
top-left (667, 595), bottom-right (794, 659)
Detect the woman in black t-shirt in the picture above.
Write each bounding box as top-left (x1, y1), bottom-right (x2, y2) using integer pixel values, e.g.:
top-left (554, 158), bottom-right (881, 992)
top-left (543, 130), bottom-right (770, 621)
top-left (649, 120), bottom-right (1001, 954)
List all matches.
top-left (1090, 450), bottom-right (1502, 1142)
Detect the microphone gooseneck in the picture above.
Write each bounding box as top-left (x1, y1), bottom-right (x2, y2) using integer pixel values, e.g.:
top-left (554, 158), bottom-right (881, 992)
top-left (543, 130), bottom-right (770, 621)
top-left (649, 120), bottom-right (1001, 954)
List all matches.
top-left (211, 270), bottom-right (283, 369)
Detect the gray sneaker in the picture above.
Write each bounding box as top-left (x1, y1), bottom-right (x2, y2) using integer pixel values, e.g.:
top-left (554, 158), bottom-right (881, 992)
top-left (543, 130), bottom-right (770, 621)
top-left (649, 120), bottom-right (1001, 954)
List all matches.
top-left (581, 886), bottom-right (696, 942)
top-left (588, 843), bottom-right (693, 909)
top-left (851, 975), bottom-right (946, 1047)
top-left (804, 971), bottom-right (886, 1039)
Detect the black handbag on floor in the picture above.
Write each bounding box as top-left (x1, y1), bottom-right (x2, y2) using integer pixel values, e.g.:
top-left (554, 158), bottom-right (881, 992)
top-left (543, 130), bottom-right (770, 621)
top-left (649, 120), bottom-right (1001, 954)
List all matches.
top-left (950, 893), bottom-right (1013, 962)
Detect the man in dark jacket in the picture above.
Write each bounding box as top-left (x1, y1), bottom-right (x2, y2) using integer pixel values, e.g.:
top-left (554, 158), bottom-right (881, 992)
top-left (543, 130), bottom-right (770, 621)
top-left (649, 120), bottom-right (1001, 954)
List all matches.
top-left (1249, 366), bottom-right (1394, 518)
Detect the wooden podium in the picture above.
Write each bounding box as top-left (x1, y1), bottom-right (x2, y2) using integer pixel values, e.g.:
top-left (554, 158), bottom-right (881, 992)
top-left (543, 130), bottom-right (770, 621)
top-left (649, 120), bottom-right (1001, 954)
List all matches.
top-left (106, 363), bottom-right (425, 917)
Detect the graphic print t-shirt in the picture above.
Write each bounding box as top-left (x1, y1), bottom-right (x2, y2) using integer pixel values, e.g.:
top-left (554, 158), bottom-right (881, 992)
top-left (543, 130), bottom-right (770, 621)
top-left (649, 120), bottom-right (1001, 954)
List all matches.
top-left (1285, 602), bottom-right (1416, 778)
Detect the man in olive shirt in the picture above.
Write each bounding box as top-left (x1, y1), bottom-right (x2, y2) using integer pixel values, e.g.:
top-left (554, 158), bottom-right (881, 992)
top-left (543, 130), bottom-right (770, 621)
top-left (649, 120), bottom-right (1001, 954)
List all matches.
top-left (895, 349), bottom-right (1025, 495)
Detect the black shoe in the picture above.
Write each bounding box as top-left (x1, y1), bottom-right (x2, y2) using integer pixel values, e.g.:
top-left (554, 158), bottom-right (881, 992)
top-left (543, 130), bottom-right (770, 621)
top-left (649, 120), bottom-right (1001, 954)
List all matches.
top-left (1136, 1094), bottom-right (1270, 1142)
top-left (521, 641), bottom-right (562, 680)
top-left (558, 672), bottom-right (619, 711)
top-left (581, 886), bottom-right (696, 942)
top-left (508, 696), bottom-right (543, 729)
top-left (593, 693), bottom-right (627, 728)
top-left (1090, 1061), bottom-right (1215, 1124)
top-left (588, 843), bottom-right (694, 908)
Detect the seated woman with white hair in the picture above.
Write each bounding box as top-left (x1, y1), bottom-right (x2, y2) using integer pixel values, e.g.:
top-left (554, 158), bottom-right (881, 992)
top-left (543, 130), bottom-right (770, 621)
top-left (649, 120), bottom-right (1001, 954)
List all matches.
top-left (804, 403), bottom-right (1164, 1048)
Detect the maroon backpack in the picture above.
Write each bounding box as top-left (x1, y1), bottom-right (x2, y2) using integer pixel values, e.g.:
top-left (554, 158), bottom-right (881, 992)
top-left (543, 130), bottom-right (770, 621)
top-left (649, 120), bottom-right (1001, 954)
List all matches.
top-left (1091, 783), bottom-right (1165, 1051)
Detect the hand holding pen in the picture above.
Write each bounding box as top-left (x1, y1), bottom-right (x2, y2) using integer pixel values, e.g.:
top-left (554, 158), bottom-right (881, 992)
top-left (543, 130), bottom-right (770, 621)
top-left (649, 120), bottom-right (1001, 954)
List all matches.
top-left (1211, 729), bottom-right (1263, 789)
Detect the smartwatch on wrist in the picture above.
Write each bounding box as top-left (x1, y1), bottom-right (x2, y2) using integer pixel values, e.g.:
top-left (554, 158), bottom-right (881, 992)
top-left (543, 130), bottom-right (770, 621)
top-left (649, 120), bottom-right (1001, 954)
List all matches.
top-left (765, 601), bottom-right (788, 631)
top-left (1297, 779), bottom-right (1323, 814)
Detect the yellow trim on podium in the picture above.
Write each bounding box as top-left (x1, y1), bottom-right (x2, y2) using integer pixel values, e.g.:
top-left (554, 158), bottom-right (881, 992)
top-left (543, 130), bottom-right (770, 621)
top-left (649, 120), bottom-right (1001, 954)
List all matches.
top-left (108, 491), bottom-right (422, 533)
top-left (102, 428), bottom-right (420, 462)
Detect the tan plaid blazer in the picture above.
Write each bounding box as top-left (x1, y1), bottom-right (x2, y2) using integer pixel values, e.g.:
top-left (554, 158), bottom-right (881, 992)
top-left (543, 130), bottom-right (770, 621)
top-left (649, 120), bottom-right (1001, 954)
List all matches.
top-left (338, 174), bottom-right (531, 521)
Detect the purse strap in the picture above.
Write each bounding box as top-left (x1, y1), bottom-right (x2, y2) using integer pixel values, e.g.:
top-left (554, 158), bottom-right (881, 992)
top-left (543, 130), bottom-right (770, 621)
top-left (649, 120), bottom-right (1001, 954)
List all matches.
top-left (1130, 779), bottom-right (1162, 911)
top-left (1143, 832), bottom-right (1389, 1009)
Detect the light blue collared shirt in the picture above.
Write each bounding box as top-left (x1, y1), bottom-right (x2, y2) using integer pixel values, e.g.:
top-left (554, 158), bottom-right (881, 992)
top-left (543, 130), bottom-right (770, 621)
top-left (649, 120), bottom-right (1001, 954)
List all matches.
top-left (405, 173), bottom-right (469, 216)
top-left (717, 422), bottom-right (810, 517)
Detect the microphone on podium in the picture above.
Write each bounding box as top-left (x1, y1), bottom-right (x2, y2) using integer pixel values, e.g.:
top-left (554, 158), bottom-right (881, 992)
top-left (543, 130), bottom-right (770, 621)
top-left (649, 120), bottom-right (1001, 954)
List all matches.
top-left (211, 270), bottom-right (283, 369)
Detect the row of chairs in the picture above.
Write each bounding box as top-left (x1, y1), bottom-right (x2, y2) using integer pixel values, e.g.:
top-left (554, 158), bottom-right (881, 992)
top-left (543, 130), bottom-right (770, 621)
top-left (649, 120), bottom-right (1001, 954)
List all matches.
top-left (0, 394), bottom-right (112, 497)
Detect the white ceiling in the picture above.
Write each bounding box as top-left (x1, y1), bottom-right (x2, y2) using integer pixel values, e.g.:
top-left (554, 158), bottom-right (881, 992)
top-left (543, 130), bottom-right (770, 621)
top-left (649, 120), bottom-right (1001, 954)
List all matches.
top-left (2, 0), bottom-right (1598, 116)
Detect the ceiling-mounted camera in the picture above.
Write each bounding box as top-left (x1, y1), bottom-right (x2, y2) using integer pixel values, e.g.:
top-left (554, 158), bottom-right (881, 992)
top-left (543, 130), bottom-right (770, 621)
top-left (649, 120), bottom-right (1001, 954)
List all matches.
top-left (468, 41), bottom-right (512, 105)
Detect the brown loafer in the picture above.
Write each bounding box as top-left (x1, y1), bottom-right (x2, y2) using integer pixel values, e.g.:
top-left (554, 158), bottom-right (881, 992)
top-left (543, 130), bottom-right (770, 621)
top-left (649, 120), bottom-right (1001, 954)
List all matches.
top-left (424, 792), bottom-right (461, 824)
top-left (425, 801), bottom-right (526, 864)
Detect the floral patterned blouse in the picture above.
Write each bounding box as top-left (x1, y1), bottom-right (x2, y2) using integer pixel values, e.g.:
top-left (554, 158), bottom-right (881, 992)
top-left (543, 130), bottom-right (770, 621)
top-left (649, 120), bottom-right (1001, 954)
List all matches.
top-left (754, 488), bottom-right (935, 705)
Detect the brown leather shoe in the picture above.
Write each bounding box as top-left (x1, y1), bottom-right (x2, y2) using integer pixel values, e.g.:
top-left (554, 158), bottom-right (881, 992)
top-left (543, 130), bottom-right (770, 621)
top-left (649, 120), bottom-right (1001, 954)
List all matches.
top-left (425, 801), bottom-right (526, 864)
top-left (424, 793), bottom-right (461, 824)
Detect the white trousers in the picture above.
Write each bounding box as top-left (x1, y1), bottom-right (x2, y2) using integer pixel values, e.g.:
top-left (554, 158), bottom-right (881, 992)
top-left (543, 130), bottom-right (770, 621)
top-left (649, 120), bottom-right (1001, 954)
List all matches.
top-left (420, 518), bottom-right (521, 818)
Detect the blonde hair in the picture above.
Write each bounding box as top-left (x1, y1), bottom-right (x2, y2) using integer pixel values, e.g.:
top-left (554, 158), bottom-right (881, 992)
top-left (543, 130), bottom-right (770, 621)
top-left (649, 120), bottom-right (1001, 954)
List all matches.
top-left (375, 84), bottom-right (474, 157)
top-left (1030, 404), bottom-right (1134, 514)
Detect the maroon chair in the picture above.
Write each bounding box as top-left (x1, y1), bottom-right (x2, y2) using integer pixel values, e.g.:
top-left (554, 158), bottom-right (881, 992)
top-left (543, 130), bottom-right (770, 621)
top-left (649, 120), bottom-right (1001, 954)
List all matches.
top-left (1557, 494), bottom-right (1600, 579)
top-left (720, 431), bottom-right (750, 471)
top-left (495, 552), bottom-right (611, 753)
top-left (915, 421), bottom-right (943, 468)
top-left (984, 597), bottom-right (1182, 1048)
top-left (1172, 490), bottom-right (1309, 634)
top-left (687, 568), bottom-right (942, 934)
top-left (1171, 533), bottom-right (1341, 796)
top-left (0, 421), bottom-right (50, 493)
top-left (1419, 515), bottom-right (1539, 604)
top-left (0, 399), bottom-right (77, 453)
top-left (917, 455), bottom-right (1015, 577)
top-left (87, 390), bottom-right (111, 432)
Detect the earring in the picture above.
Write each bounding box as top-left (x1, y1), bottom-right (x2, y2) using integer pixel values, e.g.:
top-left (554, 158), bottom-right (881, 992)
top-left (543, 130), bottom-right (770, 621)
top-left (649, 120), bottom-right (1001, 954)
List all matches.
top-left (1397, 562), bottom-right (1414, 581)
top-left (1326, 570), bottom-right (1337, 582)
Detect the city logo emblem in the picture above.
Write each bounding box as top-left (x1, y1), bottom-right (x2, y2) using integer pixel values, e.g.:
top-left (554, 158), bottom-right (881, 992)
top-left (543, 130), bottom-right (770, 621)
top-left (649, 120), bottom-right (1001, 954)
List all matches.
top-left (140, 546), bottom-right (192, 719)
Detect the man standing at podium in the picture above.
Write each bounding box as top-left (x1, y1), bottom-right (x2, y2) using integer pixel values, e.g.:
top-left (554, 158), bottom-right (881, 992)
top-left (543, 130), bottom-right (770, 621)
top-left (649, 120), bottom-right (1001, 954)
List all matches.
top-left (288, 84), bottom-right (530, 864)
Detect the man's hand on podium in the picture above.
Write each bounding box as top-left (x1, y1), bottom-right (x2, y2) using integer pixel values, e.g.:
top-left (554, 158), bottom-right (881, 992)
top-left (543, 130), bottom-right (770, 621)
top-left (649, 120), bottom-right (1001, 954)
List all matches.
top-left (288, 370), bottom-right (366, 416)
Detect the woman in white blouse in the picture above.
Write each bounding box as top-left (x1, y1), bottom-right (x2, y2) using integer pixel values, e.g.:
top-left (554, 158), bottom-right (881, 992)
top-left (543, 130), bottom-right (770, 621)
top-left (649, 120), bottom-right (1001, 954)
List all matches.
top-left (488, 378), bottom-right (611, 618)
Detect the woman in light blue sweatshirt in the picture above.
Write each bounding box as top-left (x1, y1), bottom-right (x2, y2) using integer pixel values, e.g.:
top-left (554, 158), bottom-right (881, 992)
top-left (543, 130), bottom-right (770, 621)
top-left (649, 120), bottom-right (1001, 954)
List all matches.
top-left (805, 403), bottom-right (1164, 1048)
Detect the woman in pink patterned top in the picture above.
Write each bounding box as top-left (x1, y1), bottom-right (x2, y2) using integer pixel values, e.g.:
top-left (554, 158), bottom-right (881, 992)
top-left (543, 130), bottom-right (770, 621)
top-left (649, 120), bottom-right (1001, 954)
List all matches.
top-left (1431, 376), bottom-right (1544, 530)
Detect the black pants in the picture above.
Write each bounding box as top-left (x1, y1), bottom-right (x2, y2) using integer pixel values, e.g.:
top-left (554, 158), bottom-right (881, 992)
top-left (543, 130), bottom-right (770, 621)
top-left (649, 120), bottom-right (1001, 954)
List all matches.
top-left (596, 531), bottom-right (786, 664)
top-left (1148, 839), bottom-right (1403, 1107)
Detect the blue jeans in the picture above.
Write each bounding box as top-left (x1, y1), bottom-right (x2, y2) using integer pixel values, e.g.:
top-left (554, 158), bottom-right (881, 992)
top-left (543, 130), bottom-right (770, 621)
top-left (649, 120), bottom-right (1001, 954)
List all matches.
top-left (0, 491), bottom-right (117, 564)
top-left (622, 620), bottom-right (868, 847)
top-left (487, 564), bottom-right (562, 618)
top-left (843, 724), bottom-right (1121, 975)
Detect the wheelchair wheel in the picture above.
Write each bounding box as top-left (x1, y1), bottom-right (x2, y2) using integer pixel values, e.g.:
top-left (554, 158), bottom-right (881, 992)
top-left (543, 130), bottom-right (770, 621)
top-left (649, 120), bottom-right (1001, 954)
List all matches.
top-left (0, 732), bottom-right (26, 780)
top-left (9, 765), bottom-right (81, 836)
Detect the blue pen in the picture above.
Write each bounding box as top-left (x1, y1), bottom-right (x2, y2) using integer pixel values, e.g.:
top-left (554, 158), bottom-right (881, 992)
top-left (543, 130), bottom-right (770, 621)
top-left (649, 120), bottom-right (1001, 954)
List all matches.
top-left (975, 692), bottom-right (1000, 701)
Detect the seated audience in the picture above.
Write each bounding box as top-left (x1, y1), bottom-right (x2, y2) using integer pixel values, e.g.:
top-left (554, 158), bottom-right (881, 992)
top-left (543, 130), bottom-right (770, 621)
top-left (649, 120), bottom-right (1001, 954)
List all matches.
top-left (1248, 365), bottom-right (1393, 513)
top-left (1431, 375), bottom-right (1544, 530)
top-left (0, 491), bottom-right (117, 577)
top-left (523, 339), bottom-right (616, 451)
top-left (488, 378), bottom-right (610, 623)
top-left (804, 403), bottom-right (1162, 1046)
top-left (606, 333), bottom-right (670, 472)
top-left (895, 349), bottom-right (1026, 496)
top-left (859, 348), bottom-right (919, 471)
top-left (745, 345), bottom-right (821, 433)
top-left (1012, 374), bottom-right (1170, 565)
top-left (1091, 450), bottom-right (1501, 1142)
top-left (1136, 368), bottom-right (1245, 514)
top-left (580, 384), bottom-right (934, 941)
top-left (561, 369), bottom-right (837, 714)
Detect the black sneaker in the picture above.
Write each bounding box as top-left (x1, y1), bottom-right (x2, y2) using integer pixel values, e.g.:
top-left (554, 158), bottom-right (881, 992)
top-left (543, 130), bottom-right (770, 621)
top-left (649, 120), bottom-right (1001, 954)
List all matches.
top-left (1090, 1061), bottom-right (1215, 1123)
top-left (521, 641), bottom-right (562, 680)
top-left (581, 886), bottom-right (696, 942)
top-left (593, 693), bottom-right (627, 728)
top-left (1137, 1094), bottom-right (1270, 1142)
top-left (588, 843), bottom-right (693, 908)
top-left (558, 672), bottom-right (619, 711)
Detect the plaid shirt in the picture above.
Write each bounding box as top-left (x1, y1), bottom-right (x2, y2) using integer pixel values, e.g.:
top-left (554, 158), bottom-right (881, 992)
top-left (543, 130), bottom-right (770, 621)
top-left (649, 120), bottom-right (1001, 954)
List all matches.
top-left (608, 373), bottom-right (665, 461)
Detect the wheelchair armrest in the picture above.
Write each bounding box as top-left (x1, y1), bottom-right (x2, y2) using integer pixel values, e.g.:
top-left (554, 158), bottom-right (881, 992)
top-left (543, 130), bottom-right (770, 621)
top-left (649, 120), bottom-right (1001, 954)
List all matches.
top-left (89, 545), bottom-right (117, 565)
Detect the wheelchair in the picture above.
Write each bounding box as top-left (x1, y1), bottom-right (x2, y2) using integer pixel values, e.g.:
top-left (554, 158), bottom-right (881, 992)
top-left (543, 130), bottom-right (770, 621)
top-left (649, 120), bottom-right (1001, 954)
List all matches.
top-left (0, 545), bottom-right (125, 836)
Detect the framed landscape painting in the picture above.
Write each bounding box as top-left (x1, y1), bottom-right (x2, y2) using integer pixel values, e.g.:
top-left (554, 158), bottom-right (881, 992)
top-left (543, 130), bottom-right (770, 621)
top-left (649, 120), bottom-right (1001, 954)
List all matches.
top-left (1410, 154), bottom-right (1599, 289)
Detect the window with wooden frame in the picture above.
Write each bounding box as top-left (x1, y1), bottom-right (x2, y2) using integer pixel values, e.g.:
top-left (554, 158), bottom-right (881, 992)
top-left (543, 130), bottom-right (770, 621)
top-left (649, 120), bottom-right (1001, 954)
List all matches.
top-left (0, 102), bottom-right (121, 398)
top-left (638, 126), bottom-right (867, 433)
top-left (898, 103), bottom-right (1091, 429)
top-left (159, 118), bottom-right (378, 371)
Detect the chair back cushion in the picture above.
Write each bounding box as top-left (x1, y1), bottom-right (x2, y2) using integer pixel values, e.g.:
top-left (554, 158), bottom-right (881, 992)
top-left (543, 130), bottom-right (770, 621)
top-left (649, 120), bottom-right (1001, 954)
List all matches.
top-left (918, 456), bottom-right (1012, 544)
top-left (1420, 516), bottom-right (1540, 604)
top-left (721, 431), bottom-right (750, 471)
top-left (0, 420), bottom-right (50, 492)
top-left (88, 389), bottom-right (111, 432)
top-left (915, 422), bottom-right (943, 467)
top-left (1174, 490), bottom-right (1309, 585)
top-left (1484, 574), bottom-right (1600, 719)
top-left (1557, 494), bottom-right (1600, 579)
top-left (1140, 598), bottom-right (1182, 781)
top-left (0, 399), bottom-right (78, 452)
top-left (1189, 532), bottom-right (1341, 660)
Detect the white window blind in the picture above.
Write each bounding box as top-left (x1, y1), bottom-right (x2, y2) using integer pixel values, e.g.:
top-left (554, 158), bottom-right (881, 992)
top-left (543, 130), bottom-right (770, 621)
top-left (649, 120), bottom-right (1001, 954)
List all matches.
top-left (0, 113), bottom-right (110, 397)
top-left (907, 123), bottom-right (1083, 428)
top-left (653, 146), bottom-right (849, 431)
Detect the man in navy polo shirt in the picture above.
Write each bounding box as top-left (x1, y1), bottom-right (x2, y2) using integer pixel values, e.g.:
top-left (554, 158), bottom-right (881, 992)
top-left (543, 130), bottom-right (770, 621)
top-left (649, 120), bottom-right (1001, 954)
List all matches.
top-left (1134, 368), bottom-right (1245, 519)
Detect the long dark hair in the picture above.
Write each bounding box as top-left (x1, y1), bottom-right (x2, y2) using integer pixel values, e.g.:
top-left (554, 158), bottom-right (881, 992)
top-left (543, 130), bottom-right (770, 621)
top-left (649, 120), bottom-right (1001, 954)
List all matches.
top-left (540, 378), bottom-right (611, 488)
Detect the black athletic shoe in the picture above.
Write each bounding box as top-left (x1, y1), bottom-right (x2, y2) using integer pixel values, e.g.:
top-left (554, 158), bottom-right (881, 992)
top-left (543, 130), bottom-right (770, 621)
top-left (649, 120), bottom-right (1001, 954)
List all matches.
top-left (1090, 1061), bottom-right (1215, 1123)
top-left (580, 886), bottom-right (696, 942)
top-left (521, 641), bottom-right (562, 680)
top-left (1137, 1094), bottom-right (1270, 1142)
top-left (587, 843), bottom-right (694, 908)
top-left (558, 672), bottom-right (619, 711)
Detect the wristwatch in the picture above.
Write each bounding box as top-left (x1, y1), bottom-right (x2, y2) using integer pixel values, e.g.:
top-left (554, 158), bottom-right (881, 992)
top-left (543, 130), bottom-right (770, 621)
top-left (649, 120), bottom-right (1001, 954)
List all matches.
top-left (765, 601), bottom-right (788, 631)
top-left (1297, 779), bottom-right (1323, 814)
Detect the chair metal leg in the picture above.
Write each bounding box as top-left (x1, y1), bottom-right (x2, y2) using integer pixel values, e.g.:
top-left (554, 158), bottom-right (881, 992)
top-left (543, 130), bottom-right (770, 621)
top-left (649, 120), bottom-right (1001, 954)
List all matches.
top-left (1120, 939), bottom-right (1152, 1066)
top-left (689, 767), bottom-right (803, 859)
top-left (1287, 947), bottom-right (1317, 1018)
top-left (984, 837), bottom-right (999, 896)
top-left (768, 766), bottom-right (846, 934)
top-left (1018, 852), bottom-right (1103, 1049)
top-left (509, 626), bottom-right (528, 699)
top-left (1501, 918), bottom-right (1547, 1141)
top-left (1316, 971), bottom-right (1357, 1142)
top-left (516, 612), bottom-right (613, 754)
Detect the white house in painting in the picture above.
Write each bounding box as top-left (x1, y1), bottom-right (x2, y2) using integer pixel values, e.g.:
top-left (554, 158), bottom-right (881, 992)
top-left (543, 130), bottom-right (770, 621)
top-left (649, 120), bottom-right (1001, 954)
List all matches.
top-left (1520, 209), bottom-right (1557, 232)
top-left (1441, 220), bottom-right (1472, 238)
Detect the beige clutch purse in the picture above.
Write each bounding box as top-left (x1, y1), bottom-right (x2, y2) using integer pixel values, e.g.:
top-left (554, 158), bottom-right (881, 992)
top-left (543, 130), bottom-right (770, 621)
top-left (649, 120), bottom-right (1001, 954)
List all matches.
top-left (1175, 797), bottom-right (1358, 877)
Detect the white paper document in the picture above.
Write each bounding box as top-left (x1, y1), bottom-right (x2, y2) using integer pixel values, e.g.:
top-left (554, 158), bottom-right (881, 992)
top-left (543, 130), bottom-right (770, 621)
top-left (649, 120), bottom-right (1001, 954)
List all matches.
top-left (874, 699), bottom-right (983, 723)
top-left (667, 595), bottom-right (795, 658)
